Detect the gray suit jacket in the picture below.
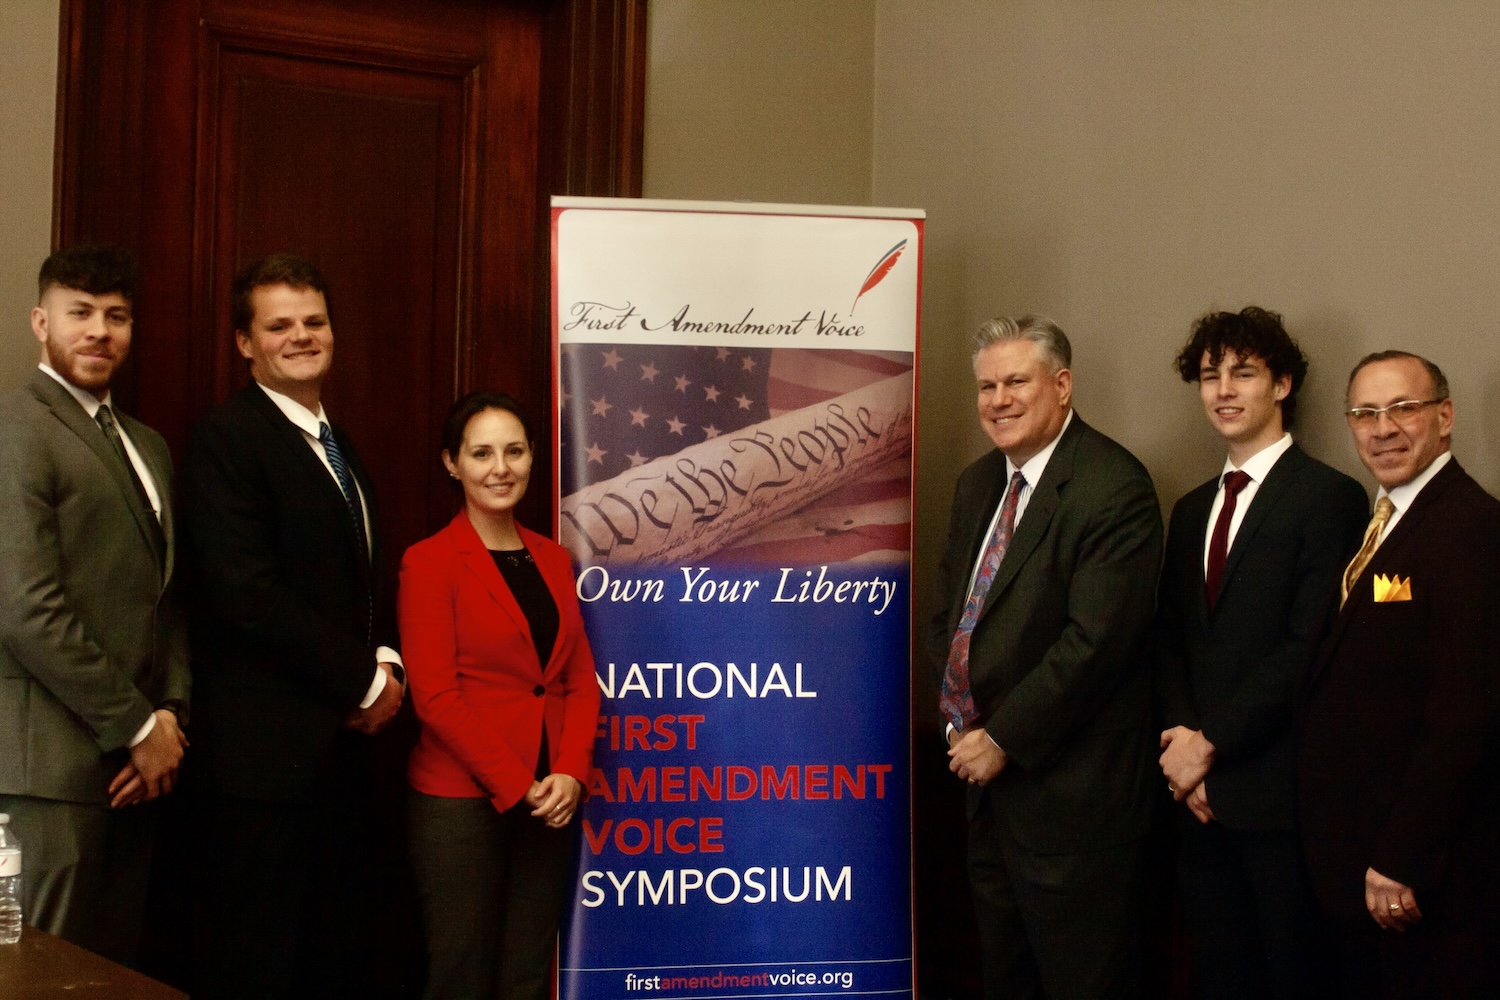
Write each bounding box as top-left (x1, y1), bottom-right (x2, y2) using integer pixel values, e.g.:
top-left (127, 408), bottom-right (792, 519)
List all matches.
top-left (0, 368), bottom-right (190, 804)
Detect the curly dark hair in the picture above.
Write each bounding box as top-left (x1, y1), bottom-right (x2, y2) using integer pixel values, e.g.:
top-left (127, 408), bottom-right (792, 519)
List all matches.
top-left (1174, 306), bottom-right (1309, 429)
top-left (38, 245), bottom-right (139, 303)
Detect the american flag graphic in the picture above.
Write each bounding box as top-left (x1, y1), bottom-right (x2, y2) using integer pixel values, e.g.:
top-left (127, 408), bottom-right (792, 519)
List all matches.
top-left (560, 344), bottom-right (914, 564)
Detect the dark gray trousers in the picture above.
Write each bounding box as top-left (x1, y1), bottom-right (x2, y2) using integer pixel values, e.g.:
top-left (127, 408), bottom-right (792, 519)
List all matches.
top-left (968, 792), bottom-right (1147, 1000)
top-left (1178, 820), bottom-right (1328, 999)
top-left (0, 792), bottom-right (158, 967)
top-left (408, 792), bottom-right (574, 1000)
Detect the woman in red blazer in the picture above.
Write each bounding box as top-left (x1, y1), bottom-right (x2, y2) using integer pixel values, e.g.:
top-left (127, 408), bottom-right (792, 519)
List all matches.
top-left (399, 391), bottom-right (601, 1000)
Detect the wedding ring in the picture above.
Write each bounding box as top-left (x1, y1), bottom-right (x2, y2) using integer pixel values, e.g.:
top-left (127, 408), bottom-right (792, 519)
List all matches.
top-left (1168, 783), bottom-right (1177, 794)
top-left (1389, 902), bottom-right (1403, 911)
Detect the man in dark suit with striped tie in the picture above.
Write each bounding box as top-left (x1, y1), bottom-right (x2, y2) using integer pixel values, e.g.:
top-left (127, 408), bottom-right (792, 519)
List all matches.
top-left (183, 254), bottom-right (405, 999)
top-left (0, 246), bottom-right (189, 965)
top-left (930, 315), bottom-right (1162, 999)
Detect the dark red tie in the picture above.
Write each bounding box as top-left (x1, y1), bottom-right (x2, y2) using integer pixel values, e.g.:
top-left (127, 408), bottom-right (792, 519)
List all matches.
top-left (1204, 470), bottom-right (1251, 610)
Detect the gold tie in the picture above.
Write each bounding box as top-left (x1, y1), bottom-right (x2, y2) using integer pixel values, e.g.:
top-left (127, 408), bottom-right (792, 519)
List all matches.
top-left (1341, 496), bottom-right (1395, 607)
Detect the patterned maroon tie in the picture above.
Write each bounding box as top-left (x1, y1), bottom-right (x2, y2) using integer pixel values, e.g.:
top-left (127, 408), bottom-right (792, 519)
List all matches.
top-left (941, 471), bottom-right (1026, 732)
top-left (1204, 470), bottom-right (1252, 610)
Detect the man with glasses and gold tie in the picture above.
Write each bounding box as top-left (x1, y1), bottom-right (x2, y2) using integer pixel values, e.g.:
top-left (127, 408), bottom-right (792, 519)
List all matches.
top-left (0, 246), bottom-right (190, 965)
top-left (1299, 351), bottom-right (1500, 996)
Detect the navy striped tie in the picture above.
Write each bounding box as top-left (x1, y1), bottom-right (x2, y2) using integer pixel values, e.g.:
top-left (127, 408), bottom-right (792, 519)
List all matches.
top-left (320, 422), bottom-right (372, 643)
top-left (319, 421), bottom-right (370, 562)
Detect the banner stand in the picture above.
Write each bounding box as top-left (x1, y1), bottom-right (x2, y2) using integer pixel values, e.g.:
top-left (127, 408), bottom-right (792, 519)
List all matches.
top-left (553, 197), bottom-right (924, 999)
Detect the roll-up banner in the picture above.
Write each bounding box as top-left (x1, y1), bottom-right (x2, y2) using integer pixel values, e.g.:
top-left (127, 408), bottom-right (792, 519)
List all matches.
top-left (553, 197), bottom-right (923, 1000)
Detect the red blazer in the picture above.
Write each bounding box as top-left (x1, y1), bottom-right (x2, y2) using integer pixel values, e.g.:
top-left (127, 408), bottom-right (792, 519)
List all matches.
top-left (398, 512), bottom-right (601, 812)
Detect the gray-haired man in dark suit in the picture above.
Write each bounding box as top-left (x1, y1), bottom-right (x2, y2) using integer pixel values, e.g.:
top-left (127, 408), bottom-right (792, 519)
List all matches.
top-left (932, 315), bottom-right (1162, 999)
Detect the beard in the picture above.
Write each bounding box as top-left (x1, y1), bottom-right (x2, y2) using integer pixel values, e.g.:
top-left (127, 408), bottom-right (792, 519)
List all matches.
top-left (45, 335), bottom-right (123, 395)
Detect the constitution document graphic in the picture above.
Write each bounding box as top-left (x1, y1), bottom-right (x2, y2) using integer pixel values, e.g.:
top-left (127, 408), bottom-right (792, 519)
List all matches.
top-left (554, 198), bottom-right (922, 1000)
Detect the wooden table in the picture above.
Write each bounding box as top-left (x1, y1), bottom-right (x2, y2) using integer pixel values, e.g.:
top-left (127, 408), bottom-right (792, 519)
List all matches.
top-left (0, 927), bottom-right (187, 999)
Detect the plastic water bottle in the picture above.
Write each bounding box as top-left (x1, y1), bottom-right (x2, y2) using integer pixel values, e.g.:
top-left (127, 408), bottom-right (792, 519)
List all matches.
top-left (0, 813), bottom-right (21, 944)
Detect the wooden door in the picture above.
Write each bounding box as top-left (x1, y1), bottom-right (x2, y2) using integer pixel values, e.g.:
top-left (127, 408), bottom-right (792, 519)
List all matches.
top-left (52, 1), bottom-right (644, 993)
top-left (54, 0), bottom-right (645, 564)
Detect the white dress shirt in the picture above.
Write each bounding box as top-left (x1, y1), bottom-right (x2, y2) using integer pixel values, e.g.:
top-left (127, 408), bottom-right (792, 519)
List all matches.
top-left (41, 363), bottom-right (167, 747)
top-left (254, 382), bottom-right (403, 707)
top-left (949, 409), bottom-right (1075, 743)
top-left (1374, 450), bottom-right (1452, 549)
top-left (39, 363), bottom-right (163, 519)
top-left (1200, 433), bottom-right (1294, 574)
top-left (963, 409), bottom-right (1075, 598)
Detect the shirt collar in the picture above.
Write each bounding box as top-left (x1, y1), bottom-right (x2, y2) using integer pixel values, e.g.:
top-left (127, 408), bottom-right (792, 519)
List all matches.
top-left (38, 362), bottom-right (111, 418)
top-left (254, 380), bottom-right (328, 436)
top-left (1219, 432), bottom-right (1293, 487)
top-left (1006, 409), bottom-right (1074, 485)
top-left (1379, 450), bottom-right (1452, 514)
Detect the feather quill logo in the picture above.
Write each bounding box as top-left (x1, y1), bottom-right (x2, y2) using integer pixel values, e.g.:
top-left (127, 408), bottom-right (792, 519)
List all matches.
top-left (850, 239), bottom-right (907, 314)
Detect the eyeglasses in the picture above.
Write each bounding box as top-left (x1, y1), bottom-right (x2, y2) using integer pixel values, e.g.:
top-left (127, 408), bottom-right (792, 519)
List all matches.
top-left (1344, 398), bottom-right (1447, 425)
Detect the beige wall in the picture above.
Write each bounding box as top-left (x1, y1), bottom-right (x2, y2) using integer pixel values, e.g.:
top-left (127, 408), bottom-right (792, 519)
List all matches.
top-left (646, 0), bottom-right (1500, 635)
top-left (644, 0), bottom-right (875, 205)
top-left (0, 0), bottom-right (59, 390)
top-left (872, 0), bottom-right (1500, 614)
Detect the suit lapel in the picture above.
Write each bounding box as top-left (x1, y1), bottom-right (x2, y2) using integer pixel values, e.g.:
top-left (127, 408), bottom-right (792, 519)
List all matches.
top-left (960, 456), bottom-right (1012, 573)
top-left (1348, 459), bottom-right (1452, 592)
top-left (447, 513), bottom-right (537, 672)
top-left (1216, 446), bottom-right (1305, 605)
top-left (335, 422), bottom-right (378, 568)
top-left (1310, 458), bottom-right (1459, 684)
top-left (29, 371), bottom-right (164, 578)
top-left (119, 410), bottom-right (175, 582)
top-left (523, 528), bottom-right (579, 678)
top-left (977, 417), bottom-right (1079, 620)
top-left (1175, 478), bottom-right (1218, 623)
top-left (246, 383), bottom-right (369, 565)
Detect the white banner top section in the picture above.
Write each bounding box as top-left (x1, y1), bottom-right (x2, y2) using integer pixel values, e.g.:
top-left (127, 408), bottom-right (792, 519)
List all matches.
top-left (552, 195), bottom-right (925, 219)
top-left (554, 200), bottom-right (922, 353)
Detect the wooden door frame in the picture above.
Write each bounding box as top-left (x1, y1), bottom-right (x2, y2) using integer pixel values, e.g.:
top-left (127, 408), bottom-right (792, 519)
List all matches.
top-left (51, 0), bottom-right (645, 539)
top-left (54, 0), bottom-right (646, 241)
top-left (50, 0), bottom-right (645, 412)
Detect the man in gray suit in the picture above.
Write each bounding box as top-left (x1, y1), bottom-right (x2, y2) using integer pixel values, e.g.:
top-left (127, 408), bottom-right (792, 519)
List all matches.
top-left (0, 245), bottom-right (189, 965)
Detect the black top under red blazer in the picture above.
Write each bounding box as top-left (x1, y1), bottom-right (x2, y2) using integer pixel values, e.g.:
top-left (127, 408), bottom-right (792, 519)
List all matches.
top-left (182, 383), bottom-right (398, 803)
top-left (399, 512), bottom-right (600, 813)
top-left (1156, 444), bottom-right (1367, 830)
top-left (1299, 457), bottom-right (1500, 924)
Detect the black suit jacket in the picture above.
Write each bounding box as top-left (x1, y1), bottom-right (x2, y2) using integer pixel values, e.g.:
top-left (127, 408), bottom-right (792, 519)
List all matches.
top-left (1299, 457), bottom-right (1500, 925)
top-left (930, 414), bottom-right (1163, 853)
top-left (182, 383), bottom-right (398, 803)
top-left (1156, 444), bottom-right (1367, 830)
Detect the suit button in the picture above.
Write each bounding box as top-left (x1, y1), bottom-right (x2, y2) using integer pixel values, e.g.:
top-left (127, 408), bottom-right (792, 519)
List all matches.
top-left (533, 685), bottom-right (545, 697)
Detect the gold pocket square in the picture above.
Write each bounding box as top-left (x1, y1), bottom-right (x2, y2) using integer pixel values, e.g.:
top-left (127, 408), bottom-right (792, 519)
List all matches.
top-left (1373, 573), bottom-right (1412, 602)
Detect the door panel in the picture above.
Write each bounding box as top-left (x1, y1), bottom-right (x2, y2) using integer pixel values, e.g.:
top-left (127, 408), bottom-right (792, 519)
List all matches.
top-left (202, 40), bottom-right (471, 574)
top-left (56, 0), bottom-right (644, 546)
top-left (53, 2), bottom-right (644, 994)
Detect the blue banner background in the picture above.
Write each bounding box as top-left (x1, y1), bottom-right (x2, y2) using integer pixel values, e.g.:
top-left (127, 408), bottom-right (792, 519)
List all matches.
top-left (560, 562), bottom-right (912, 999)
